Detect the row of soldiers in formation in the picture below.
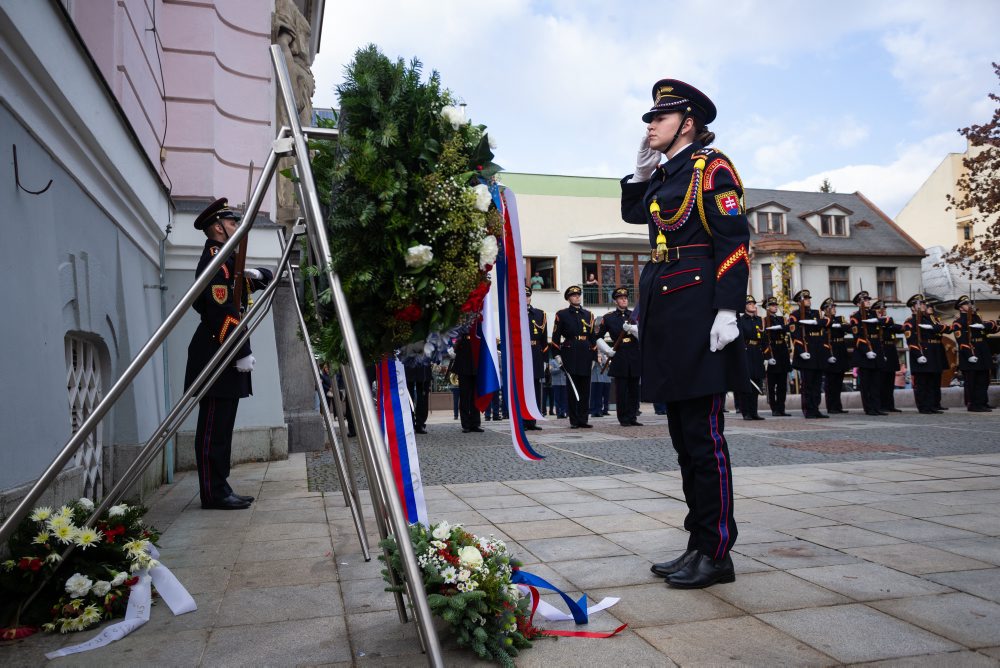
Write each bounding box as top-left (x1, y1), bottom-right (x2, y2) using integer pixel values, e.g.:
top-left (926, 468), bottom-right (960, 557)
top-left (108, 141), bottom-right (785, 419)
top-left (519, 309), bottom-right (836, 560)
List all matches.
top-left (737, 289), bottom-right (999, 419)
top-left (449, 284), bottom-right (999, 431)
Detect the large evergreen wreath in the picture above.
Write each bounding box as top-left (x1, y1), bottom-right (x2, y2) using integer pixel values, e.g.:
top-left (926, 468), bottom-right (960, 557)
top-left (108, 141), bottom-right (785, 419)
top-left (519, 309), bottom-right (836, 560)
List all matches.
top-left (308, 45), bottom-right (502, 363)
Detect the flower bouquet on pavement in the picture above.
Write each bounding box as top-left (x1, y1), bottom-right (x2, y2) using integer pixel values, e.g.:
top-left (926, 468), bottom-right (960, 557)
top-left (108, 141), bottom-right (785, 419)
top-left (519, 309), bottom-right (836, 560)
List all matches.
top-left (380, 521), bottom-right (539, 667)
top-left (306, 44), bottom-right (503, 365)
top-left (0, 498), bottom-right (160, 637)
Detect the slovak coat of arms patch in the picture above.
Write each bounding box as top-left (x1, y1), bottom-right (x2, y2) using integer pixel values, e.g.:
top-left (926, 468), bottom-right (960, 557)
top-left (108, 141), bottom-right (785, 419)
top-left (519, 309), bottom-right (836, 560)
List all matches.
top-left (714, 190), bottom-right (742, 216)
top-left (212, 285), bottom-right (228, 304)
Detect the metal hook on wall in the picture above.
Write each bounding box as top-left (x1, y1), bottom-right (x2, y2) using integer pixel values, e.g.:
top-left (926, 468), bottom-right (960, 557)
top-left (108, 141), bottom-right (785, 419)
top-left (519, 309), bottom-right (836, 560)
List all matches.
top-left (12, 144), bottom-right (53, 195)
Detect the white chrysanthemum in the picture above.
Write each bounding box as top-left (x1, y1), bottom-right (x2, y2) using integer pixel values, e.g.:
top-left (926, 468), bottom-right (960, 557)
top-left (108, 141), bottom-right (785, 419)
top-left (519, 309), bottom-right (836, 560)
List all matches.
top-left (56, 505), bottom-right (73, 518)
top-left (53, 524), bottom-right (76, 544)
top-left (33, 530), bottom-right (52, 545)
top-left (30, 507), bottom-right (53, 522)
top-left (472, 184), bottom-right (492, 212)
top-left (457, 569), bottom-right (471, 582)
top-left (404, 244), bottom-right (434, 269)
top-left (431, 521), bottom-right (451, 541)
top-left (46, 552), bottom-right (62, 564)
top-left (74, 527), bottom-right (102, 550)
top-left (108, 504), bottom-right (129, 517)
top-left (478, 235), bottom-right (498, 270)
top-left (77, 497), bottom-right (94, 511)
top-left (91, 580), bottom-right (111, 597)
top-left (440, 105), bottom-right (466, 129)
top-left (458, 545), bottom-right (484, 569)
top-left (441, 566), bottom-right (457, 584)
top-left (64, 573), bottom-right (93, 598)
top-left (47, 516), bottom-right (69, 530)
top-left (80, 604), bottom-right (102, 626)
top-left (430, 539), bottom-right (447, 550)
top-left (110, 571), bottom-right (127, 587)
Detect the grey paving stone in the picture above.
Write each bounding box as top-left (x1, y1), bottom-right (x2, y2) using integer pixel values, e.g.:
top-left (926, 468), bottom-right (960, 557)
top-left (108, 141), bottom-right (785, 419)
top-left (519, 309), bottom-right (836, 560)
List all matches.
top-left (520, 534), bottom-right (630, 562)
top-left (734, 523), bottom-right (797, 544)
top-left (590, 485), bottom-right (668, 501)
top-left (980, 647), bottom-right (1000, 660)
top-left (709, 570), bottom-right (850, 613)
top-left (730, 552), bottom-right (776, 574)
top-left (216, 581), bottom-right (344, 626)
top-left (229, 555), bottom-right (339, 589)
top-left (156, 541), bottom-right (242, 569)
top-left (547, 500), bottom-right (633, 518)
top-left (344, 609), bottom-right (427, 662)
top-left (548, 554), bottom-right (657, 590)
top-left (463, 493), bottom-right (539, 510)
top-left (870, 593), bottom-right (1000, 648)
top-left (735, 540), bottom-right (862, 569)
top-left (788, 562), bottom-right (952, 601)
top-left (927, 513), bottom-right (1000, 536)
top-left (790, 524), bottom-right (906, 549)
top-left (616, 497), bottom-right (690, 513)
top-left (573, 512), bottom-right (670, 534)
top-left (244, 521), bottom-right (329, 542)
top-left (925, 568), bottom-right (1000, 603)
top-left (503, 478), bottom-right (578, 493)
top-left (804, 504), bottom-right (911, 524)
top-left (494, 518), bottom-right (592, 541)
top-left (48, 628), bottom-right (210, 667)
top-left (202, 616), bottom-right (351, 666)
top-left (928, 538), bottom-right (1000, 566)
top-left (852, 651), bottom-right (1000, 667)
top-left (742, 507), bottom-right (841, 530)
top-left (844, 543), bottom-right (994, 575)
top-left (636, 615), bottom-right (835, 666)
top-left (164, 526), bottom-right (255, 547)
top-left (603, 526), bottom-right (690, 556)
top-left (339, 576), bottom-right (401, 615)
top-left (755, 493), bottom-right (851, 510)
top-left (858, 518), bottom-right (984, 543)
top-left (526, 489), bottom-right (602, 505)
top-left (589, 582), bottom-right (742, 627)
top-left (868, 498), bottom-right (975, 518)
top-left (236, 537), bottom-right (333, 563)
top-left (475, 503), bottom-right (563, 523)
top-left (167, 563), bottom-right (233, 595)
top-left (518, 622), bottom-right (668, 668)
top-left (759, 603), bottom-right (960, 663)
top-left (561, 476), bottom-right (638, 490)
top-left (252, 495), bottom-right (326, 512)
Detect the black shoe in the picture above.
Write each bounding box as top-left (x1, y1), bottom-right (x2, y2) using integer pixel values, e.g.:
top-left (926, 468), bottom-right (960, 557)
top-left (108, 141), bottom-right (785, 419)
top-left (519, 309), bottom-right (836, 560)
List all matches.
top-left (742, 415), bottom-right (755, 421)
top-left (828, 409), bottom-right (849, 414)
top-left (936, 406), bottom-right (949, 411)
top-left (650, 549), bottom-right (698, 578)
top-left (591, 413), bottom-right (602, 419)
top-left (231, 493), bottom-right (255, 503)
top-left (876, 411), bottom-right (889, 416)
top-left (202, 494), bottom-right (252, 510)
top-left (815, 413), bottom-right (829, 418)
top-left (471, 427), bottom-right (485, 432)
top-left (752, 415), bottom-right (765, 420)
top-left (654, 411), bottom-right (667, 415)
top-left (415, 427), bottom-right (428, 434)
top-left (968, 406), bottom-right (990, 412)
top-left (557, 414), bottom-right (567, 419)
top-left (524, 424), bottom-right (541, 431)
top-left (918, 409), bottom-right (938, 414)
top-left (462, 428), bottom-right (471, 433)
top-left (772, 411), bottom-right (791, 417)
top-left (620, 422), bottom-right (634, 427)
top-left (887, 408), bottom-right (903, 413)
top-left (570, 424), bottom-right (580, 429)
top-left (579, 423), bottom-right (593, 428)
top-left (630, 421), bottom-right (644, 427)
top-left (666, 553), bottom-right (735, 589)
top-left (864, 410), bottom-right (886, 416)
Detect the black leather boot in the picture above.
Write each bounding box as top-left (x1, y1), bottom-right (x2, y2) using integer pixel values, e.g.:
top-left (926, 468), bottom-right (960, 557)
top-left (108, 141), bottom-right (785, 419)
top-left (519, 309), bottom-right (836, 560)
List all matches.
top-left (665, 553), bottom-right (735, 589)
top-left (649, 549), bottom-right (698, 578)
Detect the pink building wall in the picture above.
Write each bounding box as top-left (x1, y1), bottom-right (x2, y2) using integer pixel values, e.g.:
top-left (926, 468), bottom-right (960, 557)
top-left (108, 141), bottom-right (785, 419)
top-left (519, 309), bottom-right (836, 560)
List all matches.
top-left (68, 0), bottom-right (276, 213)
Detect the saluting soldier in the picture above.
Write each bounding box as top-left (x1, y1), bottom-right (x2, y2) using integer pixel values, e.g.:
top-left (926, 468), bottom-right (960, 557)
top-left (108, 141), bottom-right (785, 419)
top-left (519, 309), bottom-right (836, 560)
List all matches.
top-left (951, 295), bottom-right (999, 412)
top-left (788, 290), bottom-right (829, 418)
top-left (524, 286), bottom-right (548, 431)
top-left (595, 286), bottom-right (643, 426)
top-left (451, 327), bottom-right (484, 433)
top-left (737, 296), bottom-right (766, 420)
top-left (185, 198), bottom-right (273, 510)
top-left (821, 297), bottom-right (850, 414)
top-left (874, 300), bottom-right (904, 412)
top-left (925, 302), bottom-right (951, 411)
top-left (850, 290), bottom-right (886, 415)
top-left (903, 293), bottom-right (944, 414)
top-left (550, 285), bottom-right (597, 428)
top-left (762, 296), bottom-right (791, 416)
top-left (622, 79), bottom-right (750, 588)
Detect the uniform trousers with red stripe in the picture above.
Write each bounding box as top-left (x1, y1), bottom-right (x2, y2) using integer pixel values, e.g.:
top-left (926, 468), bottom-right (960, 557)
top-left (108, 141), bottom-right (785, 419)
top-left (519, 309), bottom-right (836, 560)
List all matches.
top-left (194, 396), bottom-right (240, 505)
top-left (665, 393), bottom-right (737, 560)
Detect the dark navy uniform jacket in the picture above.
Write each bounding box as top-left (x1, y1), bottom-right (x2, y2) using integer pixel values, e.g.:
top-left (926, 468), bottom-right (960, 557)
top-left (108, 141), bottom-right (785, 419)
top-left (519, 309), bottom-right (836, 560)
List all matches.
top-left (550, 305), bottom-right (597, 377)
top-left (762, 312), bottom-right (791, 373)
top-left (527, 305), bottom-right (548, 379)
top-left (904, 314), bottom-right (949, 373)
top-left (952, 311), bottom-right (999, 371)
top-left (825, 315), bottom-right (851, 373)
top-left (184, 239), bottom-right (272, 398)
top-left (879, 319), bottom-right (903, 372)
top-left (850, 309), bottom-right (883, 369)
top-left (596, 308), bottom-right (641, 377)
top-left (737, 314), bottom-right (766, 381)
top-left (621, 142), bottom-right (751, 402)
top-left (787, 308), bottom-right (828, 370)
top-left (452, 331), bottom-right (478, 377)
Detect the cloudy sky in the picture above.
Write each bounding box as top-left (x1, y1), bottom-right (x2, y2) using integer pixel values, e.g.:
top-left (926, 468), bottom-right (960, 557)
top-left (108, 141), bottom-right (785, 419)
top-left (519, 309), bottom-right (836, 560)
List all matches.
top-left (313, 0), bottom-right (998, 217)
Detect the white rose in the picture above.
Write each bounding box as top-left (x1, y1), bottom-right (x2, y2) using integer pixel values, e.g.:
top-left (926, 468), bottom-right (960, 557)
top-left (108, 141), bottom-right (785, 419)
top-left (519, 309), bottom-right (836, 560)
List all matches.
top-left (431, 522), bottom-right (451, 541)
top-left (478, 235), bottom-right (499, 270)
top-left (458, 546), bottom-right (484, 570)
top-left (65, 573), bottom-right (93, 598)
top-left (108, 504), bottom-right (128, 517)
top-left (441, 105), bottom-right (466, 130)
top-left (472, 184), bottom-right (492, 212)
top-left (405, 244), bottom-right (434, 269)
top-left (77, 497), bottom-right (94, 511)
top-left (111, 571), bottom-right (128, 586)
top-left (91, 580), bottom-right (111, 597)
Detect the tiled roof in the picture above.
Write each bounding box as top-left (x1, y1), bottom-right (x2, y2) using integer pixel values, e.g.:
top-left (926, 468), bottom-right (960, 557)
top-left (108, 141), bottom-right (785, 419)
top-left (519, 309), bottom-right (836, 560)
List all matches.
top-left (745, 188), bottom-right (924, 257)
top-left (922, 245), bottom-right (1000, 303)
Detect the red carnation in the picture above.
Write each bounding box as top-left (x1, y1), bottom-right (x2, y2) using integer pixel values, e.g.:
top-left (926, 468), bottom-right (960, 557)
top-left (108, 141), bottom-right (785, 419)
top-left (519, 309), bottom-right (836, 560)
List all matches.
top-left (17, 557), bottom-right (42, 572)
top-left (460, 281), bottom-right (490, 313)
top-left (394, 304), bottom-right (423, 322)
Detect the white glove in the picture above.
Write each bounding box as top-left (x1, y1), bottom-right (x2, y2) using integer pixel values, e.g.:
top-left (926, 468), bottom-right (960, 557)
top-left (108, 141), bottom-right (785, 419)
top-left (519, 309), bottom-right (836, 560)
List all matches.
top-left (709, 309), bottom-right (738, 352)
top-left (799, 352), bottom-right (811, 360)
top-left (969, 355), bottom-right (979, 363)
top-left (798, 319), bottom-right (817, 325)
top-left (766, 324), bottom-right (783, 331)
top-left (866, 351), bottom-right (877, 360)
top-left (235, 354), bottom-right (255, 372)
top-left (596, 338), bottom-right (615, 357)
top-left (554, 355), bottom-right (564, 367)
top-left (623, 322), bottom-right (639, 336)
top-left (831, 323), bottom-right (842, 329)
top-left (863, 318), bottom-right (879, 324)
top-left (767, 358), bottom-right (777, 366)
top-left (828, 356), bottom-right (837, 364)
top-left (631, 134), bottom-right (661, 182)
top-left (918, 324), bottom-right (933, 330)
top-left (447, 347), bottom-right (456, 359)
top-left (245, 268), bottom-right (262, 280)
top-left (917, 355), bottom-right (928, 364)
top-left (970, 323), bottom-right (985, 330)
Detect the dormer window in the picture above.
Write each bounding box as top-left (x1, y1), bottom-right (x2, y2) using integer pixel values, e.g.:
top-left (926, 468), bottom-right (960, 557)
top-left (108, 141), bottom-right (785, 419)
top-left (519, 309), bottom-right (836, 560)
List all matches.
top-left (820, 214), bottom-right (848, 236)
top-left (756, 211), bottom-right (785, 234)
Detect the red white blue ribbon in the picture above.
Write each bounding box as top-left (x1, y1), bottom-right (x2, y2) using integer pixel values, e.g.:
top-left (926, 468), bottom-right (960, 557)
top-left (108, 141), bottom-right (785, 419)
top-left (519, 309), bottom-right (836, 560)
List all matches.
top-left (494, 187), bottom-right (544, 460)
top-left (376, 356), bottom-right (428, 526)
top-left (473, 294), bottom-right (501, 413)
top-left (512, 568), bottom-right (626, 638)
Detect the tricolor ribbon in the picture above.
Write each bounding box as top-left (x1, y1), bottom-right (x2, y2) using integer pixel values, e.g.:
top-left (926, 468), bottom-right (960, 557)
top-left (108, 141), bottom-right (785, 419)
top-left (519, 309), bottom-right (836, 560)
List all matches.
top-left (473, 297), bottom-right (501, 413)
top-left (376, 356), bottom-right (429, 526)
top-left (512, 569), bottom-right (626, 638)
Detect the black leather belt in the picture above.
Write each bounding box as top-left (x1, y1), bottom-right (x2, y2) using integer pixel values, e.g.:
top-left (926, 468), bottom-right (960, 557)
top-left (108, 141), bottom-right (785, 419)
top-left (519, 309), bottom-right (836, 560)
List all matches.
top-left (650, 244), bottom-right (711, 263)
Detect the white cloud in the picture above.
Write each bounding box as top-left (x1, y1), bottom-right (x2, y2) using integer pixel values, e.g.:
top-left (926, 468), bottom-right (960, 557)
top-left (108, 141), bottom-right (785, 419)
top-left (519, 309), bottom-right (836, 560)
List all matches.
top-left (833, 116), bottom-right (870, 149)
top-left (777, 131), bottom-right (964, 217)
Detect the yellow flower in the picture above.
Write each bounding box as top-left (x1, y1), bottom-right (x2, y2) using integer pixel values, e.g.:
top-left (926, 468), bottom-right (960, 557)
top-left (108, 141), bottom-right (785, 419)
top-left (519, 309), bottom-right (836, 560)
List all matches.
top-left (74, 528), bottom-right (102, 549)
top-left (30, 507), bottom-right (53, 522)
top-left (32, 530), bottom-right (51, 545)
top-left (53, 524), bottom-right (76, 544)
top-left (56, 505), bottom-right (73, 518)
top-left (47, 516), bottom-right (69, 530)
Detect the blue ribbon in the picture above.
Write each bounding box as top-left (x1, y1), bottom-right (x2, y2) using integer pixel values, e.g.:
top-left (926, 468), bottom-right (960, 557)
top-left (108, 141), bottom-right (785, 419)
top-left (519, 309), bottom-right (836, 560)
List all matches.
top-left (511, 569), bottom-right (589, 624)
